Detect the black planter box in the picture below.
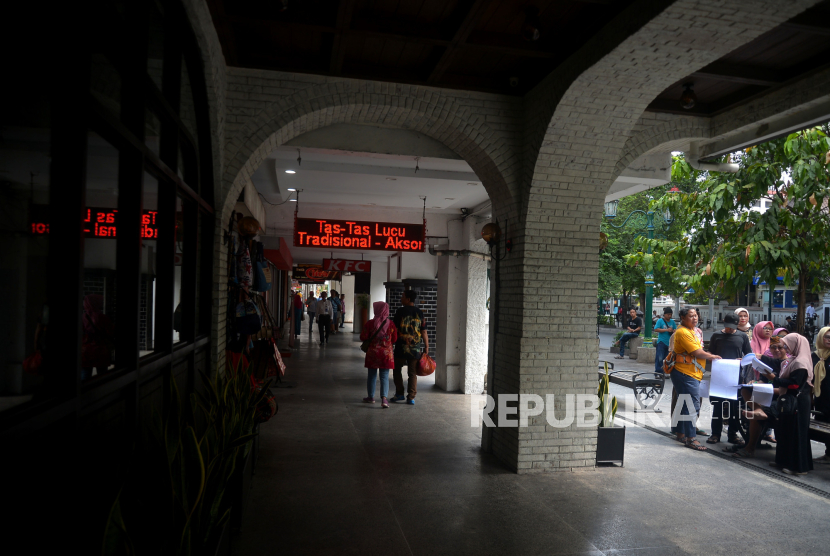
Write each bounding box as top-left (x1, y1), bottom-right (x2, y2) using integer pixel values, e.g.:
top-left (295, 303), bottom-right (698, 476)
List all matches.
top-left (596, 425), bottom-right (625, 466)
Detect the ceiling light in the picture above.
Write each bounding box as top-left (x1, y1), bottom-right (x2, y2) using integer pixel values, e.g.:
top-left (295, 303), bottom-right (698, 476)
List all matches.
top-left (367, 203), bottom-right (376, 206)
top-left (521, 7), bottom-right (542, 42)
top-left (386, 177), bottom-right (397, 181)
top-left (467, 182), bottom-right (478, 186)
top-left (289, 199), bottom-right (297, 202)
top-left (285, 170), bottom-right (296, 174)
top-left (680, 83), bottom-right (696, 110)
top-left (445, 198), bottom-right (455, 200)
top-left (287, 188), bottom-right (297, 191)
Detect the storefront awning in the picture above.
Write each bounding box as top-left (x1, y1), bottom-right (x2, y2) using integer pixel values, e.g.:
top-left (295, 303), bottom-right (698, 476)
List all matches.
top-left (264, 238), bottom-right (293, 271)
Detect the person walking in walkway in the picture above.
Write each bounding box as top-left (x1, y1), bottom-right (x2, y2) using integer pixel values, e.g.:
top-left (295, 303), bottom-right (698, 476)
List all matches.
top-left (671, 307), bottom-right (721, 451)
top-left (392, 290), bottom-right (429, 405)
top-left (361, 301), bottom-right (397, 408)
top-left (340, 294), bottom-right (347, 328)
top-left (307, 293), bottom-right (318, 334)
top-left (654, 307), bottom-right (677, 374)
top-left (315, 291), bottom-right (334, 346)
top-left (615, 308), bottom-right (642, 359)
top-left (329, 290), bottom-right (339, 335)
top-left (706, 312), bottom-right (751, 446)
top-left (293, 291), bottom-right (304, 338)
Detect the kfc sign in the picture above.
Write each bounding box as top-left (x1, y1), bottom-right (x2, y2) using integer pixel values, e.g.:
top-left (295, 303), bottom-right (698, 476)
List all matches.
top-left (294, 217), bottom-right (424, 252)
top-left (322, 259), bottom-right (371, 273)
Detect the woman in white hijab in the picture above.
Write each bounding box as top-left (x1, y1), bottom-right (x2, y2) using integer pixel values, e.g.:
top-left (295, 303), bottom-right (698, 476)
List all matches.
top-left (735, 307), bottom-right (752, 342)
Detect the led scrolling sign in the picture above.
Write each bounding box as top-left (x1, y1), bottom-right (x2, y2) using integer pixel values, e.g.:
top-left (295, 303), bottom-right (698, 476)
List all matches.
top-left (30, 207), bottom-right (160, 239)
top-left (294, 217), bottom-right (425, 252)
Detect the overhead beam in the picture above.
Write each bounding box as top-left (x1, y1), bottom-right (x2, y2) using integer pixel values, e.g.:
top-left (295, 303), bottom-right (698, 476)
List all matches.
top-left (701, 98), bottom-right (830, 159)
top-left (427, 0), bottom-right (492, 84)
top-left (781, 21), bottom-right (830, 37)
top-left (691, 62), bottom-right (783, 87)
top-left (208, 0), bottom-right (238, 66)
top-left (330, 0), bottom-right (357, 74)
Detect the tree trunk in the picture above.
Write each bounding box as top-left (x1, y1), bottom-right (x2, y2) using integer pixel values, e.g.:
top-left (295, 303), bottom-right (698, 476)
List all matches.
top-left (797, 265), bottom-right (808, 333)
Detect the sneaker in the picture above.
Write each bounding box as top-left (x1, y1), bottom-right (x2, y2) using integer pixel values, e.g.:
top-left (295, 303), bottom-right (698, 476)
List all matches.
top-left (782, 468), bottom-right (807, 476)
top-left (363, 397), bottom-right (375, 404)
top-left (381, 398), bottom-right (389, 408)
top-left (406, 399), bottom-right (415, 405)
top-left (390, 395), bottom-right (405, 403)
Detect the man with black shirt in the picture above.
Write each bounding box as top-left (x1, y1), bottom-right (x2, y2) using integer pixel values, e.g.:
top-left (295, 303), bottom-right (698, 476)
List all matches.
top-left (615, 308), bottom-right (643, 359)
top-left (706, 312), bottom-right (751, 445)
top-left (391, 290), bottom-right (430, 405)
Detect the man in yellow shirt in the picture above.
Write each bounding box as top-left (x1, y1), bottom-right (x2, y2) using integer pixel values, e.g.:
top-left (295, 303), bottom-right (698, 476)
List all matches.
top-left (671, 307), bottom-right (721, 451)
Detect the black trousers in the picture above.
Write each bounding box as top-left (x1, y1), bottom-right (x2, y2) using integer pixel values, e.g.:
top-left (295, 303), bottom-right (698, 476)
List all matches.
top-left (710, 396), bottom-right (739, 438)
top-left (317, 315), bottom-right (331, 343)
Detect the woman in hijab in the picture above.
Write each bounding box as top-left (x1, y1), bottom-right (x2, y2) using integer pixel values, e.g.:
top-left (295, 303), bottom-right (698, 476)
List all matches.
top-left (772, 334), bottom-right (814, 474)
top-left (774, 327), bottom-right (789, 339)
top-left (735, 308), bottom-right (752, 341)
top-left (360, 301), bottom-right (398, 408)
top-left (812, 326), bottom-right (830, 464)
top-left (738, 333), bottom-right (813, 474)
top-left (751, 321), bottom-right (774, 357)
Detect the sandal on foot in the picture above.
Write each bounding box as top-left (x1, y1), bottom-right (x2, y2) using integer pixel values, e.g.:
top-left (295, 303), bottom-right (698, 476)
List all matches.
top-left (722, 445), bottom-right (743, 453)
top-left (696, 429), bottom-right (710, 437)
top-left (685, 439), bottom-right (707, 451)
top-left (731, 448), bottom-right (754, 459)
top-left (762, 434), bottom-right (777, 443)
top-left (706, 435), bottom-right (720, 444)
top-left (728, 437), bottom-right (746, 447)
top-left (675, 434), bottom-right (686, 443)
top-left (614, 355), bottom-right (624, 359)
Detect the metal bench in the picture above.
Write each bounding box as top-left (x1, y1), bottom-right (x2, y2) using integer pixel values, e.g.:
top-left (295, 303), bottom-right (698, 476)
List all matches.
top-left (598, 362), bottom-right (665, 412)
top-left (809, 414), bottom-right (830, 446)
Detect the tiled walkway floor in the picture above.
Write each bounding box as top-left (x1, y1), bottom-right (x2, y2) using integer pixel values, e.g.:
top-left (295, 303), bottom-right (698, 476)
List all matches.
top-left (235, 326), bottom-right (830, 555)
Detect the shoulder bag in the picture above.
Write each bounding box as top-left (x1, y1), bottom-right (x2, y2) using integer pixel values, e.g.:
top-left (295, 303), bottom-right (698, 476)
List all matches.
top-left (360, 319), bottom-right (389, 353)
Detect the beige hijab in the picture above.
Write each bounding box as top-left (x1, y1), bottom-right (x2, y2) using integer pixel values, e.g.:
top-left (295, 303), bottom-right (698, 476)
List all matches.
top-left (735, 307), bottom-right (752, 339)
top-left (814, 326), bottom-right (830, 397)
top-left (781, 333), bottom-right (814, 387)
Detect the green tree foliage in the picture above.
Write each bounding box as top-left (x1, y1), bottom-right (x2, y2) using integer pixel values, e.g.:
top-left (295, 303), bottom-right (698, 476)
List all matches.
top-left (633, 126), bottom-right (830, 332)
top-left (600, 181), bottom-right (692, 304)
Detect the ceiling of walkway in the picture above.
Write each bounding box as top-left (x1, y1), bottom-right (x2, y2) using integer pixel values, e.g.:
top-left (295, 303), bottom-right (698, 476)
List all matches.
top-left (208, 0), bottom-right (830, 113)
top-left (206, 0), bottom-right (637, 95)
top-left (252, 145), bottom-right (488, 212)
top-left (648, 0), bottom-right (830, 116)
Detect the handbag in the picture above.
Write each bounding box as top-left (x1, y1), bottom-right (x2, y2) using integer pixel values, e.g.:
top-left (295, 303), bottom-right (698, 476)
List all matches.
top-left (416, 353), bottom-right (436, 377)
top-left (360, 319), bottom-right (389, 353)
top-left (776, 391), bottom-right (799, 416)
top-left (235, 291), bottom-right (262, 335)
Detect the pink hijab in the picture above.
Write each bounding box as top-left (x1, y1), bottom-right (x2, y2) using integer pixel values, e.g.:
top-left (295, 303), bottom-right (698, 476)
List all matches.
top-left (781, 333), bottom-right (814, 386)
top-left (372, 301), bottom-right (390, 335)
top-left (750, 321), bottom-right (773, 357)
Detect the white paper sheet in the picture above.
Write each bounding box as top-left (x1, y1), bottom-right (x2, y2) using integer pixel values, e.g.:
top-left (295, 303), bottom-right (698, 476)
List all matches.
top-left (699, 378), bottom-right (710, 398)
top-left (740, 353), bottom-right (773, 373)
top-left (710, 359), bottom-right (741, 399)
top-left (749, 383), bottom-right (775, 407)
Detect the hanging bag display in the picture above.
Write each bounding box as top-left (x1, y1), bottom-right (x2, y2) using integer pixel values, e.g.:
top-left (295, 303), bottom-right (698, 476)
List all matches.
top-left (235, 290), bottom-right (262, 335)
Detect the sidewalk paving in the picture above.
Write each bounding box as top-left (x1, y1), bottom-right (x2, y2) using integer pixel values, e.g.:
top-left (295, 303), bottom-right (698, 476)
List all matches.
top-left (598, 336), bottom-right (830, 492)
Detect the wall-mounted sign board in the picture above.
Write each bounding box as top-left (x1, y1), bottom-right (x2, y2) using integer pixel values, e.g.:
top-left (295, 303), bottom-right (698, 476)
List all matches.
top-left (294, 218), bottom-right (424, 252)
top-left (293, 263), bottom-right (341, 282)
top-left (322, 259), bottom-right (371, 272)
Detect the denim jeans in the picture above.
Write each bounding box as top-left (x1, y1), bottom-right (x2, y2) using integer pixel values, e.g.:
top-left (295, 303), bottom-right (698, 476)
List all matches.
top-left (367, 368), bottom-right (390, 399)
top-left (654, 341), bottom-right (669, 373)
top-left (670, 370), bottom-right (700, 438)
top-left (619, 332), bottom-right (639, 356)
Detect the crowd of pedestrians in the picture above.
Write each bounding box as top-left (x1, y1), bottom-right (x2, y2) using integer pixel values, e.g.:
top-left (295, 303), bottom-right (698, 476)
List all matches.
top-left (651, 306), bottom-right (830, 475)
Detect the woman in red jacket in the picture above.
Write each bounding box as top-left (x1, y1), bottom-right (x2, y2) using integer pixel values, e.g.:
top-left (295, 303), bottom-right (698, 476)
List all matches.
top-left (360, 301), bottom-right (398, 408)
